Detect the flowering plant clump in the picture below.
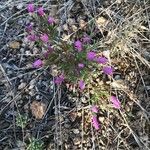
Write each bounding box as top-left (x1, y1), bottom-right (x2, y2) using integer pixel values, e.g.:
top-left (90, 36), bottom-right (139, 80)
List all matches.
top-left (26, 3), bottom-right (114, 81)
top-left (26, 3), bottom-right (121, 130)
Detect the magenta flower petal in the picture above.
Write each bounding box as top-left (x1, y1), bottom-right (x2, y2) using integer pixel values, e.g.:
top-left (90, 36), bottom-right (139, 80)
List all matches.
top-left (54, 75), bottom-right (64, 85)
top-left (82, 35), bottom-right (91, 44)
top-left (95, 56), bottom-right (108, 64)
top-left (40, 34), bottom-right (49, 43)
top-left (92, 115), bottom-right (100, 130)
top-left (37, 7), bottom-right (45, 16)
top-left (27, 3), bottom-right (34, 13)
top-left (91, 106), bottom-right (99, 113)
top-left (102, 66), bottom-right (113, 76)
top-left (110, 96), bottom-right (121, 109)
top-left (78, 63), bottom-right (85, 69)
top-left (74, 40), bottom-right (83, 52)
top-left (27, 34), bottom-right (38, 41)
top-left (87, 51), bottom-right (96, 61)
top-left (79, 80), bottom-right (85, 90)
top-left (33, 59), bottom-right (43, 68)
top-left (48, 16), bottom-right (55, 24)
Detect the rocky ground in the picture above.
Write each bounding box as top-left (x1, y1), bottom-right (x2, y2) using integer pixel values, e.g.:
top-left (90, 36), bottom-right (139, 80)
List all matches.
top-left (0, 0), bottom-right (150, 150)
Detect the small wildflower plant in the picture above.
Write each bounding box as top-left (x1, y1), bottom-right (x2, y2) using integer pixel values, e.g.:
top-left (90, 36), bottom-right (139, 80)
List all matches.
top-left (26, 3), bottom-right (121, 130)
top-left (27, 138), bottom-right (43, 150)
top-left (16, 114), bottom-right (28, 128)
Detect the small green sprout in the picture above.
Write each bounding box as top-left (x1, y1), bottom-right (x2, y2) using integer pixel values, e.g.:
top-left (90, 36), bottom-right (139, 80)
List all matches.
top-left (16, 114), bottom-right (28, 128)
top-left (27, 138), bottom-right (44, 150)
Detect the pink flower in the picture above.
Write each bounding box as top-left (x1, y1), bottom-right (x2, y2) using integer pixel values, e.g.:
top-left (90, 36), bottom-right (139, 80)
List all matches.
top-left (48, 16), bottom-right (55, 24)
top-left (27, 3), bottom-right (34, 13)
top-left (27, 34), bottom-right (38, 41)
top-left (40, 34), bottom-right (49, 43)
top-left (37, 7), bottom-right (45, 16)
top-left (92, 115), bottom-right (100, 130)
top-left (79, 80), bottom-right (85, 90)
top-left (74, 40), bottom-right (83, 52)
top-left (82, 35), bottom-right (91, 44)
top-left (33, 59), bottom-right (43, 68)
top-left (110, 96), bottom-right (121, 109)
top-left (87, 51), bottom-right (96, 61)
top-left (95, 56), bottom-right (108, 64)
top-left (54, 75), bottom-right (64, 85)
top-left (102, 66), bottom-right (113, 76)
top-left (91, 106), bottom-right (99, 113)
top-left (78, 63), bottom-right (85, 69)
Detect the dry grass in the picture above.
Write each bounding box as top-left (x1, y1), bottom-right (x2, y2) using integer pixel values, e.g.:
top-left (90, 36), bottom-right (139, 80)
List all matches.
top-left (0, 0), bottom-right (149, 149)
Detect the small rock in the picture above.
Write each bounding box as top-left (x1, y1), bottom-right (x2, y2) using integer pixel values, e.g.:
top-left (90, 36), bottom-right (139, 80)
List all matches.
top-left (73, 129), bottom-right (80, 134)
top-left (143, 51), bottom-right (150, 60)
top-left (73, 137), bottom-right (81, 145)
top-left (63, 24), bottom-right (69, 31)
top-left (25, 50), bottom-right (31, 55)
top-left (72, 25), bottom-right (78, 32)
top-left (29, 90), bottom-right (34, 96)
top-left (20, 48), bottom-right (24, 53)
top-left (114, 75), bottom-right (121, 80)
top-left (96, 17), bottom-right (108, 26)
top-left (81, 97), bottom-right (87, 104)
top-left (29, 84), bottom-right (34, 90)
top-left (16, 3), bottom-right (23, 10)
top-left (18, 82), bottom-right (26, 90)
top-left (79, 19), bottom-right (86, 29)
top-left (36, 95), bottom-right (40, 100)
top-left (99, 116), bottom-right (105, 122)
